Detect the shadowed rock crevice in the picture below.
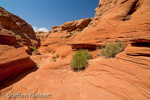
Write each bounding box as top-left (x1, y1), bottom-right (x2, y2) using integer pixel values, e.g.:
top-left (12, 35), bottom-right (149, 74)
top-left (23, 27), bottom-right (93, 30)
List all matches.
top-left (70, 43), bottom-right (102, 51)
top-left (0, 65), bottom-right (38, 90)
top-left (123, 0), bottom-right (140, 21)
top-left (125, 42), bottom-right (150, 56)
top-left (129, 0), bottom-right (143, 14)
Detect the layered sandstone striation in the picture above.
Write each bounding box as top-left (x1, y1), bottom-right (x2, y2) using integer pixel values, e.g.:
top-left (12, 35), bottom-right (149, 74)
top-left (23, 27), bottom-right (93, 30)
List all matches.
top-left (116, 38), bottom-right (150, 67)
top-left (0, 38), bottom-right (149, 100)
top-left (40, 18), bottom-right (92, 55)
top-left (0, 7), bottom-right (40, 47)
top-left (43, 18), bottom-right (92, 45)
top-left (61, 18), bottom-right (92, 32)
top-left (0, 0), bottom-right (150, 100)
top-left (70, 0), bottom-right (150, 49)
top-left (35, 31), bottom-right (50, 43)
top-left (40, 0), bottom-right (150, 54)
top-left (0, 34), bottom-right (35, 82)
top-left (0, 8), bottom-right (37, 82)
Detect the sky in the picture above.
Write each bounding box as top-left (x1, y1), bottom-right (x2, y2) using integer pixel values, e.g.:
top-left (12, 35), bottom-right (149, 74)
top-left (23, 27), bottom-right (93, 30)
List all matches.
top-left (0, 0), bottom-right (99, 32)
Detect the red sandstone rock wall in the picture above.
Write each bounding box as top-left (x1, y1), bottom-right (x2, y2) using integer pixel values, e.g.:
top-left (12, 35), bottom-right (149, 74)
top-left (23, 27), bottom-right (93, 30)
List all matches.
top-left (70, 0), bottom-right (150, 49)
top-left (0, 7), bottom-right (40, 47)
top-left (41, 18), bottom-right (92, 46)
top-left (0, 33), bottom-right (35, 82)
top-left (41, 0), bottom-right (150, 53)
top-left (0, 8), bottom-right (37, 82)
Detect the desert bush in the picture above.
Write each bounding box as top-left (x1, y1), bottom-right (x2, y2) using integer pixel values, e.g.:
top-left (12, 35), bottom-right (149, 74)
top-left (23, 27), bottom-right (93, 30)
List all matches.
top-left (82, 49), bottom-right (92, 60)
top-left (101, 42), bottom-right (126, 58)
top-left (56, 54), bottom-right (59, 58)
top-left (117, 41), bottom-right (126, 52)
top-left (52, 58), bottom-right (56, 62)
top-left (31, 47), bottom-right (38, 52)
top-left (70, 49), bottom-right (92, 71)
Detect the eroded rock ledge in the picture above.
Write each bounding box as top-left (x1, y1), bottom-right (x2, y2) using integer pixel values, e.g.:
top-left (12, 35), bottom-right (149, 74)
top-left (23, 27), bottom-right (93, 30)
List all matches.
top-left (0, 35), bottom-right (35, 82)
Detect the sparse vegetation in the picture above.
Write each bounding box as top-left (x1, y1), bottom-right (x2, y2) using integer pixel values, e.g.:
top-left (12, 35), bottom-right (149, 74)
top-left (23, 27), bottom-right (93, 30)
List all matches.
top-left (9, 30), bottom-right (22, 38)
top-left (52, 58), bottom-right (56, 62)
top-left (70, 49), bottom-right (92, 71)
top-left (31, 47), bottom-right (38, 52)
top-left (15, 34), bottom-right (22, 38)
top-left (69, 32), bottom-right (74, 37)
top-left (101, 41), bottom-right (126, 58)
top-left (34, 63), bottom-right (38, 67)
top-left (69, 32), bottom-right (73, 35)
top-left (37, 36), bottom-right (40, 39)
top-left (82, 49), bottom-right (92, 60)
top-left (56, 54), bottom-right (59, 58)
top-left (123, 15), bottom-right (131, 21)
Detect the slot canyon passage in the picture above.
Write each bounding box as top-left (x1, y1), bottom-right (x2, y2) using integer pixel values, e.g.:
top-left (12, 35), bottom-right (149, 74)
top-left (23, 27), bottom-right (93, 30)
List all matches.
top-left (0, 0), bottom-right (150, 100)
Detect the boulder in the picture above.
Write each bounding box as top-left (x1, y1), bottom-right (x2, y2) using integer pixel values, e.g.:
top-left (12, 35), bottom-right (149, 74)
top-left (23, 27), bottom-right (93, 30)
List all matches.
top-left (51, 26), bottom-right (61, 33)
top-left (52, 26), bottom-right (59, 29)
top-left (60, 18), bottom-right (92, 32)
top-left (61, 21), bottom-right (77, 32)
top-left (76, 18), bottom-right (92, 30)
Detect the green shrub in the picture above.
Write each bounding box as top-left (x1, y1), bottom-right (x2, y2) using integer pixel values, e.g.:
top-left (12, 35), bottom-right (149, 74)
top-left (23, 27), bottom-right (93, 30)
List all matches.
top-left (70, 49), bottom-right (92, 71)
top-left (52, 58), bottom-right (56, 62)
top-left (82, 49), bottom-right (92, 60)
top-left (117, 41), bottom-right (126, 52)
top-left (31, 47), bottom-right (38, 52)
top-left (56, 54), bottom-right (59, 58)
top-left (101, 42), bottom-right (126, 58)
